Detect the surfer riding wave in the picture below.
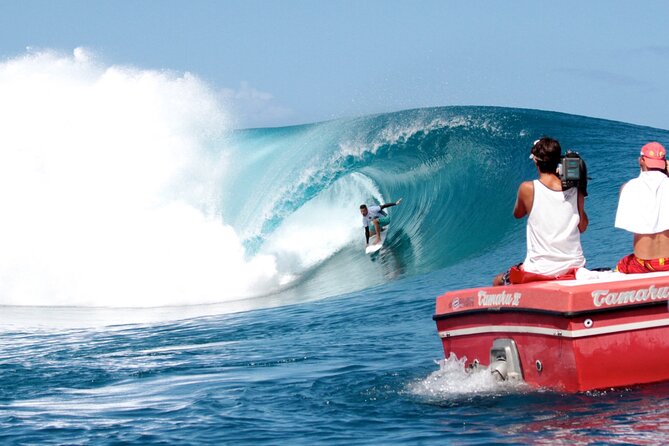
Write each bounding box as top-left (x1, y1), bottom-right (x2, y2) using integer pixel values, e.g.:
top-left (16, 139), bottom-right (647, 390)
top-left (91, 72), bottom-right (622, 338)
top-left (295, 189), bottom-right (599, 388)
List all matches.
top-left (360, 198), bottom-right (403, 246)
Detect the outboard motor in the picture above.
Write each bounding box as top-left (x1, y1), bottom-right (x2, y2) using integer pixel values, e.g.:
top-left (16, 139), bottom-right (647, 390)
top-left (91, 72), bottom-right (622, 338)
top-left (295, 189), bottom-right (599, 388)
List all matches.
top-left (488, 339), bottom-right (523, 382)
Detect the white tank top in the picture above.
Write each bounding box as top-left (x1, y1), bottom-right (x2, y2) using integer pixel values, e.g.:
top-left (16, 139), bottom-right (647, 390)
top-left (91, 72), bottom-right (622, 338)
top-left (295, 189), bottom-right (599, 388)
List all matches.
top-left (523, 180), bottom-right (585, 275)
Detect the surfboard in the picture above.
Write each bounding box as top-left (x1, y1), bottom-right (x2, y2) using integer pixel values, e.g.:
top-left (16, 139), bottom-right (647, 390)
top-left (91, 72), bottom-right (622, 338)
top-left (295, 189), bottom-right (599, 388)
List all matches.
top-left (365, 228), bottom-right (387, 255)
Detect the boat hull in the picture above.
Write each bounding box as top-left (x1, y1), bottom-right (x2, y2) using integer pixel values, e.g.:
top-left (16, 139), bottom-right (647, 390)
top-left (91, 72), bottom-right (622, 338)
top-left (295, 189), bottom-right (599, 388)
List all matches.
top-left (433, 272), bottom-right (669, 392)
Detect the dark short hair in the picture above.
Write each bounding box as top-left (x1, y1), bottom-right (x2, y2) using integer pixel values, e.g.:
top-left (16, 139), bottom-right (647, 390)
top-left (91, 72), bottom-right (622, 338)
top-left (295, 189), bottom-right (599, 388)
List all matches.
top-left (359, 204), bottom-right (367, 209)
top-left (531, 137), bottom-right (561, 173)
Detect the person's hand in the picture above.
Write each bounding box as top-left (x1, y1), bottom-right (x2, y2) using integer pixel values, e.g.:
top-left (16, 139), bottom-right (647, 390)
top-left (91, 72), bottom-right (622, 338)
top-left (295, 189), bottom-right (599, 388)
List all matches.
top-left (396, 198), bottom-right (403, 205)
top-left (375, 236), bottom-right (381, 244)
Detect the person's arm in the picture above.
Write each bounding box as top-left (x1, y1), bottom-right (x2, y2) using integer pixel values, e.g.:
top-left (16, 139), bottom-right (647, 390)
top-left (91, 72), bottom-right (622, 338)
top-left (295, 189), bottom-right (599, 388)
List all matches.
top-left (577, 191), bottom-right (588, 233)
top-left (364, 226), bottom-right (370, 245)
top-left (379, 198), bottom-right (403, 210)
top-left (513, 182), bottom-right (533, 218)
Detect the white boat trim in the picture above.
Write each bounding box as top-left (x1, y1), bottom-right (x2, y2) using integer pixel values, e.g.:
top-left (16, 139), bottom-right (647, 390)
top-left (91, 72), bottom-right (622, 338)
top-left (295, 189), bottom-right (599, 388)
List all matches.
top-left (438, 317), bottom-right (669, 339)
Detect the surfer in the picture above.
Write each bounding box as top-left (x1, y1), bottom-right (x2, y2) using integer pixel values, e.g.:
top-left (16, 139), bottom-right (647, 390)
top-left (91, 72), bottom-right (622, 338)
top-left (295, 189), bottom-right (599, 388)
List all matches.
top-left (493, 137), bottom-right (588, 286)
top-left (614, 142), bottom-right (669, 273)
top-left (360, 198), bottom-right (402, 245)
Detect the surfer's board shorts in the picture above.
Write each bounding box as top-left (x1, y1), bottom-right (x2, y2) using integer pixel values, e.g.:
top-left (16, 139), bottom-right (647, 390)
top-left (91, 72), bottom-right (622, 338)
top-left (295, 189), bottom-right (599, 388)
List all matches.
top-left (368, 216), bottom-right (390, 235)
top-left (502, 263), bottom-right (578, 285)
top-left (616, 254), bottom-right (669, 273)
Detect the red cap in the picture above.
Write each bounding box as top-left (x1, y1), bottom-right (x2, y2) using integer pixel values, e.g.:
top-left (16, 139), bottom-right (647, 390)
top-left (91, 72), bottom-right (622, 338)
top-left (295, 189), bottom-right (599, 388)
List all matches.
top-left (640, 142), bottom-right (666, 169)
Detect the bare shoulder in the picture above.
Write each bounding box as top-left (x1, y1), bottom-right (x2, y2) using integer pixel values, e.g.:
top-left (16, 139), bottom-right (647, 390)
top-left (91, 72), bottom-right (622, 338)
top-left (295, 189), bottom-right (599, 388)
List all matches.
top-left (518, 181), bottom-right (534, 196)
top-left (513, 180), bottom-right (534, 218)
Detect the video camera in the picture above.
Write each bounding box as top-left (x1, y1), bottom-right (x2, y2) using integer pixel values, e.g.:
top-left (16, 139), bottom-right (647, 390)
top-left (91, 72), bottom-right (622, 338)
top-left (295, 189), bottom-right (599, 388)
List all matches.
top-left (557, 150), bottom-right (588, 196)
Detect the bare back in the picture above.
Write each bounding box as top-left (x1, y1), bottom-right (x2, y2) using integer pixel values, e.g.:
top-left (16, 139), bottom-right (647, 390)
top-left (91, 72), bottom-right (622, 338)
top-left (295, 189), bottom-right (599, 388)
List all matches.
top-left (633, 230), bottom-right (669, 259)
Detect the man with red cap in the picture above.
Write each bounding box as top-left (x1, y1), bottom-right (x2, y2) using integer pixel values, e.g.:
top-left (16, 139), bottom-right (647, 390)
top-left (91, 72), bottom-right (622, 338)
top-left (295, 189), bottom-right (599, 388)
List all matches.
top-left (615, 142), bottom-right (669, 273)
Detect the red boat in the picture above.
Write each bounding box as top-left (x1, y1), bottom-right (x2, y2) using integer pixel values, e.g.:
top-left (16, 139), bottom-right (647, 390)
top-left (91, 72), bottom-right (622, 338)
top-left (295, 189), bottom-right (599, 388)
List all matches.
top-left (433, 271), bottom-right (669, 392)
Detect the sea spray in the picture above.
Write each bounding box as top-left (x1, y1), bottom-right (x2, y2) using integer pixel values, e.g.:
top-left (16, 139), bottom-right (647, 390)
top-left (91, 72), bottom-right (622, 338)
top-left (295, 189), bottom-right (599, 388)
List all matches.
top-left (0, 49), bottom-right (281, 307)
top-left (406, 353), bottom-right (526, 401)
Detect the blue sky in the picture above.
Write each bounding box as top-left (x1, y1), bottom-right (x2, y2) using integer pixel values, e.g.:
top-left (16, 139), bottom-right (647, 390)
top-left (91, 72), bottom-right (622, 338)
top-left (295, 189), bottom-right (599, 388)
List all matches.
top-left (1, 0), bottom-right (668, 129)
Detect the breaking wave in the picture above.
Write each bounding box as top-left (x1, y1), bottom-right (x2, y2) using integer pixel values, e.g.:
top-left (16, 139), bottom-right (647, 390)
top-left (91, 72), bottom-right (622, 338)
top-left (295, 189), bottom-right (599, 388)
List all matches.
top-left (2, 48), bottom-right (668, 308)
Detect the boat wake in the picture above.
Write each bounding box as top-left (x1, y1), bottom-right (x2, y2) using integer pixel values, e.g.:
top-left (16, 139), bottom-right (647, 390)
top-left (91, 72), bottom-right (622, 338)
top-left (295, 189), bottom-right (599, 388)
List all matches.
top-left (406, 354), bottom-right (527, 402)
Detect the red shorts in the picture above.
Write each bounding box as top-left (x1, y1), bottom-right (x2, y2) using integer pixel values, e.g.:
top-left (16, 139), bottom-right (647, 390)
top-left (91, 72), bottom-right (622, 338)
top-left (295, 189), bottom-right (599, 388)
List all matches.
top-left (616, 254), bottom-right (669, 273)
top-left (506, 264), bottom-right (578, 285)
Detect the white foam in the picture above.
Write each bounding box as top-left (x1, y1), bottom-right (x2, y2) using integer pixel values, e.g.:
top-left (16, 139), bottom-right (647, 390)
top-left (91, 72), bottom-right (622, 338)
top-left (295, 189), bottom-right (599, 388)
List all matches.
top-left (336, 114), bottom-right (501, 160)
top-left (407, 353), bottom-right (525, 400)
top-left (0, 49), bottom-right (286, 307)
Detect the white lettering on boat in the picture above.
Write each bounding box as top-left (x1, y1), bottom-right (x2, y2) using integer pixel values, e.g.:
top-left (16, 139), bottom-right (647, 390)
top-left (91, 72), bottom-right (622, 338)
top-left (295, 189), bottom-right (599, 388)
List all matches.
top-left (477, 290), bottom-right (521, 307)
top-left (592, 285), bottom-right (669, 307)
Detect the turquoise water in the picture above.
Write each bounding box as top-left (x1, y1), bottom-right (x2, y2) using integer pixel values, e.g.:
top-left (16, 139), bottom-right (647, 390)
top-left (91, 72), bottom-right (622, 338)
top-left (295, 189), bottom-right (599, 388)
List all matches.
top-left (2, 106), bottom-right (669, 444)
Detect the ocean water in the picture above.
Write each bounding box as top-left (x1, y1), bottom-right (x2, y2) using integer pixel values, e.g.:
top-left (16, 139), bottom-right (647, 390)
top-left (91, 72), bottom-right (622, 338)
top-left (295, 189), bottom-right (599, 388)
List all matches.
top-left (2, 51), bottom-right (669, 444)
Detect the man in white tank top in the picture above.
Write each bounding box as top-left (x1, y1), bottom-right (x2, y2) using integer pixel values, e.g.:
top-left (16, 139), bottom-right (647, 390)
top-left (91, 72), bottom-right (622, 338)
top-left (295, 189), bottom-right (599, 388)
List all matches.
top-left (493, 137), bottom-right (588, 286)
